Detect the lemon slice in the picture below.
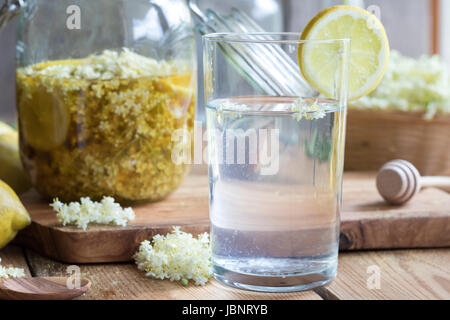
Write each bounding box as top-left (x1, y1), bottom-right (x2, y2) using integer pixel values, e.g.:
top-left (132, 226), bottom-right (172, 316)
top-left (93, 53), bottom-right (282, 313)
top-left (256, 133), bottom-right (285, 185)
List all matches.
top-left (298, 5), bottom-right (390, 101)
top-left (17, 80), bottom-right (70, 152)
top-left (156, 74), bottom-right (195, 117)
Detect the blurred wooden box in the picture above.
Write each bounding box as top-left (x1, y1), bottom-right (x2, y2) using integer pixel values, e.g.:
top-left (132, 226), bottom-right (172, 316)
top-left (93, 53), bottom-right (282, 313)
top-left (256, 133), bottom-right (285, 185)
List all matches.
top-left (344, 108), bottom-right (450, 176)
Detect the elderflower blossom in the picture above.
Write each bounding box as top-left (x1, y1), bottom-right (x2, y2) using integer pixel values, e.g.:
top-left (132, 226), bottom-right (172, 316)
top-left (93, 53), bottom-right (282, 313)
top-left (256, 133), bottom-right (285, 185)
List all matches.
top-left (134, 226), bottom-right (212, 286)
top-left (291, 98), bottom-right (327, 120)
top-left (0, 258), bottom-right (26, 279)
top-left (215, 100), bottom-right (251, 124)
top-left (23, 48), bottom-right (189, 80)
top-left (218, 101), bottom-right (251, 113)
top-left (354, 50), bottom-right (450, 119)
top-left (50, 197), bottom-right (135, 230)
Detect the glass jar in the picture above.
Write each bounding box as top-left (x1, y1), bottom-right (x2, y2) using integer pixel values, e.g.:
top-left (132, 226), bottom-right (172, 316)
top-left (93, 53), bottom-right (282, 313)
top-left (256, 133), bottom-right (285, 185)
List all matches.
top-left (5, 0), bottom-right (196, 203)
top-left (191, 0), bottom-right (284, 122)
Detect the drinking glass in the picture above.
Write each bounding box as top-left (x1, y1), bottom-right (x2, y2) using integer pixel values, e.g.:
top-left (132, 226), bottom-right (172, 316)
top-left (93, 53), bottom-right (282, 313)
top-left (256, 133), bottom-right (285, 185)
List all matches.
top-left (203, 33), bottom-right (350, 292)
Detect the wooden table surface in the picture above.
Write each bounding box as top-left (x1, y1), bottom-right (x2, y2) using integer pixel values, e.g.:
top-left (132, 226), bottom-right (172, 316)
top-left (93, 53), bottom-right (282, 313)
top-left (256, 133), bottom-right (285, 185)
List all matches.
top-left (2, 167), bottom-right (450, 300)
top-left (1, 245), bottom-right (449, 300)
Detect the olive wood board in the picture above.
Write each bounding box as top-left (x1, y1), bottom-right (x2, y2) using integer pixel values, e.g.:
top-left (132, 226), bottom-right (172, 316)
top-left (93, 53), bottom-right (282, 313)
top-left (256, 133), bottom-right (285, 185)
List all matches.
top-left (14, 171), bottom-right (450, 263)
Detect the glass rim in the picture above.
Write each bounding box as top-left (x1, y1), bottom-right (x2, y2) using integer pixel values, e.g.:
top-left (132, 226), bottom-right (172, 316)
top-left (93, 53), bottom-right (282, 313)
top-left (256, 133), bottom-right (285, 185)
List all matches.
top-left (205, 97), bottom-right (344, 115)
top-left (202, 32), bottom-right (350, 45)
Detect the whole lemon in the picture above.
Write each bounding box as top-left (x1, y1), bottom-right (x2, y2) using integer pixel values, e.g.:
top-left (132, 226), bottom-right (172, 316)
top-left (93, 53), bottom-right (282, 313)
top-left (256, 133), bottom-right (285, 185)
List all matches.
top-left (0, 179), bottom-right (31, 248)
top-left (0, 121), bottom-right (14, 135)
top-left (0, 121), bottom-right (31, 194)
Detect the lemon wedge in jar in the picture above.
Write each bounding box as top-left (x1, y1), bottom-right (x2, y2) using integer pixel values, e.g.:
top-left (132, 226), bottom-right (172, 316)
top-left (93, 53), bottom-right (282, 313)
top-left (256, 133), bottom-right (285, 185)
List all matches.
top-left (0, 179), bottom-right (31, 248)
top-left (156, 74), bottom-right (195, 117)
top-left (17, 84), bottom-right (70, 151)
top-left (16, 61), bottom-right (72, 151)
top-left (0, 121), bottom-right (31, 194)
top-left (298, 5), bottom-right (390, 101)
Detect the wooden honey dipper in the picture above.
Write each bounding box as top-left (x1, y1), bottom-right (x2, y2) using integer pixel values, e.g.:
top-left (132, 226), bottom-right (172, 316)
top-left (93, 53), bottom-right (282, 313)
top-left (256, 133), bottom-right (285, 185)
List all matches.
top-left (376, 160), bottom-right (450, 205)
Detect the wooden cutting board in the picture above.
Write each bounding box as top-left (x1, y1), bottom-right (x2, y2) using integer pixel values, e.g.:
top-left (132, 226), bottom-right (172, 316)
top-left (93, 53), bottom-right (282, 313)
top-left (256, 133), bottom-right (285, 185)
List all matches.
top-left (14, 171), bottom-right (450, 263)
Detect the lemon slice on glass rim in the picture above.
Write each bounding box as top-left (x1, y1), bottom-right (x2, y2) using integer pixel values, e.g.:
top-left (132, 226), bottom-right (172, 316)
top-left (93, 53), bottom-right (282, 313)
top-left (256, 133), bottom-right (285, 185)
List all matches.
top-left (298, 5), bottom-right (390, 101)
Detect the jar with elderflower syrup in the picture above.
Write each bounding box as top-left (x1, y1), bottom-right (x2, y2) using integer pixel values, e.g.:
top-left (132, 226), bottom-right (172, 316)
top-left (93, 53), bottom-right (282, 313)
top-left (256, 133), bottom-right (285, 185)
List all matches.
top-left (1, 0), bottom-right (196, 203)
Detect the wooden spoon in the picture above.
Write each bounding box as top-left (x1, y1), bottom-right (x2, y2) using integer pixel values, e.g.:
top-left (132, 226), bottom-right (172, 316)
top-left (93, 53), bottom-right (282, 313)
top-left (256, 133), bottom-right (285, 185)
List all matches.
top-left (0, 277), bottom-right (91, 300)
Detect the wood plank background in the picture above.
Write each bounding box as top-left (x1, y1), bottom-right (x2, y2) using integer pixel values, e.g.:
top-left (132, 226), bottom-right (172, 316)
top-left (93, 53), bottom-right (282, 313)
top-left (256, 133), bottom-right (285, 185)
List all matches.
top-left (1, 245), bottom-right (448, 300)
top-left (19, 247), bottom-right (322, 300)
top-left (316, 248), bottom-right (450, 300)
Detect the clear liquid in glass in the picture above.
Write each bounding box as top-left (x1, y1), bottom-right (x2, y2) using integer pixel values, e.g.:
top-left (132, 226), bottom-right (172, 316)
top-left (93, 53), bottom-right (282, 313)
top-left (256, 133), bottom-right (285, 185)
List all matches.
top-left (206, 96), bottom-right (346, 292)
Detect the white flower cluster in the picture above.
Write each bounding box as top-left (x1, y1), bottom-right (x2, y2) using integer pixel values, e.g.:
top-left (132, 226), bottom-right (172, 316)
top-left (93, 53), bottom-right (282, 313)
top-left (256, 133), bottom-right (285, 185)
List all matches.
top-left (219, 101), bottom-right (251, 112)
top-left (215, 100), bottom-right (252, 124)
top-left (355, 50), bottom-right (450, 118)
top-left (23, 48), bottom-right (188, 80)
top-left (0, 258), bottom-right (26, 279)
top-left (134, 226), bottom-right (212, 286)
top-left (50, 197), bottom-right (135, 230)
top-left (291, 98), bottom-right (326, 120)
